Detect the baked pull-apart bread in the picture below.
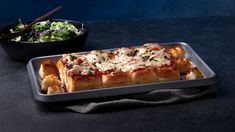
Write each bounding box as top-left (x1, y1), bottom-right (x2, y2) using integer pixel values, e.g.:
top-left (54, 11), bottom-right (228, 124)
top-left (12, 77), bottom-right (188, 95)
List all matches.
top-left (39, 60), bottom-right (64, 94)
top-left (39, 43), bottom-right (204, 94)
top-left (176, 58), bottom-right (192, 74)
top-left (39, 60), bottom-right (58, 79)
top-left (185, 67), bottom-right (204, 80)
top-left (56, 43), bottom-right (181, 92)
top-left (169, 45), bottom-right (193, 74)
top-left (169, 45), bottom-right (185, 59)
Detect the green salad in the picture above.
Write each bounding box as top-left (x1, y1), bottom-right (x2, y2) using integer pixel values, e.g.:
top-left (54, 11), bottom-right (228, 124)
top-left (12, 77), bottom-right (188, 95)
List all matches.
top-left (10, 19), bottom-right (84, 43)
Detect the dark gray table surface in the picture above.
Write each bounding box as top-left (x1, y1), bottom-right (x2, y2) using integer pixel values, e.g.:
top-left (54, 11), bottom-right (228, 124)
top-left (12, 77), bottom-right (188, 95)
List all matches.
top-left (0, 16), bottom-right (235, 132)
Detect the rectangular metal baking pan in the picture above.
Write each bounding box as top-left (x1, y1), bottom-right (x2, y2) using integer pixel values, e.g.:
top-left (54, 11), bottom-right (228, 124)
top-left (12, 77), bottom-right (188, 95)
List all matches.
top-left (27, 42), bottom-right (217, 102)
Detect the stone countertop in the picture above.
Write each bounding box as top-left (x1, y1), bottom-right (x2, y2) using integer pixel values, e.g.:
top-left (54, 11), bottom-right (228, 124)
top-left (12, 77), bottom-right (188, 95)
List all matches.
top-left (0, 16), bottom-right (234, 132)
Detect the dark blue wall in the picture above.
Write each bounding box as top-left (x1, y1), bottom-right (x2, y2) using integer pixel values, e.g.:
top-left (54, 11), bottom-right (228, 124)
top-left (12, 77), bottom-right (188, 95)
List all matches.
top-left (1, 0), bottom-right (235, 24)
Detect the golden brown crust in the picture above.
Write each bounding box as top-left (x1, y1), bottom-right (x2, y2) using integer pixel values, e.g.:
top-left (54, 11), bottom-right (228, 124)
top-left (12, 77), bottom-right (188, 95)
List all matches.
top-left (169, 45), bottom-right (185, 59)
top-left (66, 75), bottom-right (102, 92)
top-left (101, 72), bottom-right (132, 88)
top-left (56, 59), bottom-right (67, 85)
top-left (41, 74), bottom-right (61, 92)
top-left (47, 85), bottom-right (64, 95)
top-left (185, 67), bottom-right (203, 80)
top-left (176, 58), bottom-right (192, 74)
top-left (153, 65), bottom-right (180, 82)
top-left (131, 67), bottom-right (157, 84)
top-left (39, 60), bottom-right (58, 79)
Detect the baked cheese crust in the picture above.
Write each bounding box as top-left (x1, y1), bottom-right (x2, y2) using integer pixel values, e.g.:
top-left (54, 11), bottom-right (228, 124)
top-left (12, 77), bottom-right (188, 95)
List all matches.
top-left (39, 43), bottom-right (204, 94)
top-left (55, 43), bottom-right (181, 92)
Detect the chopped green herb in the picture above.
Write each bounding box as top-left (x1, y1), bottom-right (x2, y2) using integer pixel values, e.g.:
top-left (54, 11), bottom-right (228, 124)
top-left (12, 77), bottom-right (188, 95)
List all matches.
top-left (142, 56), bottom-right (150, 61)
top-left (67, 64), bottom-right (73, 69)
top-left (127, 49), bottom-right (139, 57)
top-left (92, 63), bottom-right (97, 67)
top-left (70, 55), bottom-right (77, 61)
top-left (143, 45), bottom-right (148, 48)
top-left (149, 57), bottom-right (154, 61)
top-left (164, 55), bottom-right (169, 60)
top-left (88, 68), bottom-right (93, 75)
top-left (77, 70), bottom-right (82, 75)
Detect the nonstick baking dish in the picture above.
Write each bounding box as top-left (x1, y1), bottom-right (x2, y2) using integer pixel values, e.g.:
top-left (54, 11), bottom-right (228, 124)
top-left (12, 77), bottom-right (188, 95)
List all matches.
top-left (27, 42), bottom-right (217, 102)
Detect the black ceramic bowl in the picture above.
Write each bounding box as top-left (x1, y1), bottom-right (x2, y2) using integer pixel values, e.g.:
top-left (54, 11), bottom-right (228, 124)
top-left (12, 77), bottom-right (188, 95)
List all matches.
top-left (0, 19), bottom-right (88, 61)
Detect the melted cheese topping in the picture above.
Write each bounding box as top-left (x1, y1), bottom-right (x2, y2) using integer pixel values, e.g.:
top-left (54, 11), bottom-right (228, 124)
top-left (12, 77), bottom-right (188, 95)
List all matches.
top-left (85, 50), bottom-right (109, 63)
top-left (61, 43), bottom-right (172, 76)
top-left (137, 47), bottom-right (147, 56)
